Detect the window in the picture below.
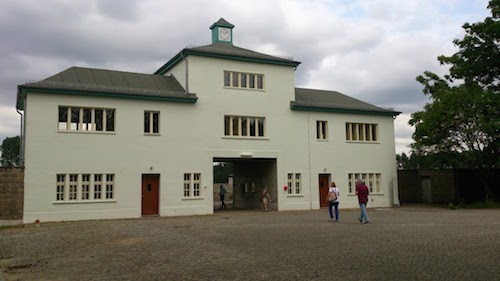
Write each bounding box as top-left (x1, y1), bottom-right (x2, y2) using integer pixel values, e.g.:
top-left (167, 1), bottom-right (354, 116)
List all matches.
top-left (316, 121), bottom-right (328, 140)
top-left (94, 174), bottom-right (102, 199)
top-left (184, 174), bottom-right (191, 197)
top-left (287, 173), bottom-right (302, 195)
top-left (58, 106), bottom-right (115, 132)
top-left (54, 173), bottom-right (115, 203)
top-left (69, 174), bottom-right (78, 200)
top-left (82, 174), bottom-right (90, 200)
top-left (346, 123), bottom-right (378, 142)
top-left (144, 111), bottom-right (160, 134)
top-left (183, 173), bottom-right (202, 198)
top-left (224, 115), bottom-right (265, 138)
top-left (193, 173), bottom-right (201, 197)
top-left (224, 71), bottom-right (264, 90)
top-left (56, 174), bottom-right (66, 201)
top-left (348, 173), bottom-right (382, 194)
top-left (106, 174), bottom-right (114, 199)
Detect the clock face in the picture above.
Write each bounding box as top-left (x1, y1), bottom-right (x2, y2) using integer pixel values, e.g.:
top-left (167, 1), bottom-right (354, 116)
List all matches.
top-left (218, 27), bottom-right (231, 41)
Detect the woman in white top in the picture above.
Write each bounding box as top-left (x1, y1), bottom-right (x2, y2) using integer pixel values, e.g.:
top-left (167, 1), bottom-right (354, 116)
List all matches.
top-left (325, 181), bottom-right (340, 222)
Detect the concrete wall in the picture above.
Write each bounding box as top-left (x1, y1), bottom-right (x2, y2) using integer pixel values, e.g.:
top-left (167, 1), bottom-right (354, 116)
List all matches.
top-left (0, 167), bottom-right (24, 223)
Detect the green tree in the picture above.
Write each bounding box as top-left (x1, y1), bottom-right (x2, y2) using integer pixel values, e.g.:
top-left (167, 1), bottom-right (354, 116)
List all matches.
top-left (409, 0), bottom-right (500, 200)
top-left (0, 136), bottom-right (21, 167)
top-left (213, 162), bottom-right (233, 183)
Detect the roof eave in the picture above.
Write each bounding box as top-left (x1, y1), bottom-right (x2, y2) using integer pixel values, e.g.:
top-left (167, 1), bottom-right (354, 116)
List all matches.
top-left (154, 49), bottom-right (301, 75)
top-left (17, 86), bottom-right (198, 108)
top-left (290, 102), bottom-right (401, 117)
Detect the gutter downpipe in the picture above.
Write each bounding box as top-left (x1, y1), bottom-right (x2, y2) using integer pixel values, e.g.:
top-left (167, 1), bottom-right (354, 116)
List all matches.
top-left (16, 108), bottom-right (24, 166)
top-left (180, 51), bottom-right (189, 94)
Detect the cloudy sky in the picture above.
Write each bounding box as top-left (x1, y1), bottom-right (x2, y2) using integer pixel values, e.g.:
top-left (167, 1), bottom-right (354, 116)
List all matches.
top-left (0, 0), bottom-right (491, 154)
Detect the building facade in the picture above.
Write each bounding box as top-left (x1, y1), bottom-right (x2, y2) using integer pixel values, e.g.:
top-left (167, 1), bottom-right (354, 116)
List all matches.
top-left (16, 19), bottom-right (400, 223)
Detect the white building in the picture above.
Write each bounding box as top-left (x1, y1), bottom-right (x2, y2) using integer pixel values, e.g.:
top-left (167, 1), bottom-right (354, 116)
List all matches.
top-left (16, 19), bottom-right (400, 223)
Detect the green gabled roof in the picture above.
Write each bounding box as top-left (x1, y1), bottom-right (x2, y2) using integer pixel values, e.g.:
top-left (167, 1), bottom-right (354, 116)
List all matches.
top-left (291, 88), bottom-right (400, 117)
top-left (17, 66), bottom-right (197, 110)
top-left (155, 42), bottom-right (301, 75)
top-left (210, 18), bottom-right (234, 29)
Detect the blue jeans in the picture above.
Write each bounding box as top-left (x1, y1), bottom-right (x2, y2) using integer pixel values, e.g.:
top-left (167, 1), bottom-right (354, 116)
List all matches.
top-left (359, 203), bottom-right (369, 223)
top-left (328, 201), bottom-right (339, 220)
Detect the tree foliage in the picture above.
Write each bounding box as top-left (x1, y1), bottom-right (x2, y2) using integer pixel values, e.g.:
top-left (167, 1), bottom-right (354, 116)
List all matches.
top-left (0, 136), bottom-right (21, 167)
top-left (438, 0), bottom-right (500, 91)
top-left (408, 0), bottom-right (500, 199)
top-left (213, 162), bottom-right (233, 183)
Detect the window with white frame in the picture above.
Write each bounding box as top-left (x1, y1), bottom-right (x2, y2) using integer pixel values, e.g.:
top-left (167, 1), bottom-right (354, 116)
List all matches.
top-left (94, 174), bottom-right (102, 199)
top-left (82, 174), bottom-right (90, 200)
top-left (316, 121), bottom-right (328, 140)
top-left (224, 115), bottom-right (265, 137)
top-left (183, 173), bottom-right (202, 198)
top-left (224, 71), bottom-right (264, 90)
top-left (287, 173), bottom-right (302, 195)
top-left (345, 123), bottom-right (378, 142)
top-left (106, 174), bottom-right (114, 199)
top-left (348, 173), bottom-right (382, 194)
top-left (55, 173), bottom-right (115, 203)
top-left (69, 174), bottom-right (78, 200)
top-left (58, 106), bottom-right (115, 132)
top-left (144, 111), bottom-right (160, 134)
top-left (56, 174), bottom-right (65, 201)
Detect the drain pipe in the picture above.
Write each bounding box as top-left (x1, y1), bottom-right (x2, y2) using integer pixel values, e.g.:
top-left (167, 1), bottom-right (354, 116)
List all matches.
top-left (16, 108), bottom-right (24, 166)
top-left (180, 51), bottom-right (189, 94)
top-left (307, 112), bottom-right (313, 209)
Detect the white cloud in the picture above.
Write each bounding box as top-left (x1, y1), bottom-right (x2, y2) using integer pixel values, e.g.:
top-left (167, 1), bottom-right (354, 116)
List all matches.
top-left (0, 105), bottom-right (20, 139)
top-left (0, 0), bottom-right (492, 154)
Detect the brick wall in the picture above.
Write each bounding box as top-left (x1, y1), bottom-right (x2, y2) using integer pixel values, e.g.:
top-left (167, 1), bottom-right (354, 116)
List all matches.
top-left (398, 170), bottom-right (420, 203)
top-left (0, 167), bottom-right (24, 220)
top-left (419, 170), bottom-right (456, 204)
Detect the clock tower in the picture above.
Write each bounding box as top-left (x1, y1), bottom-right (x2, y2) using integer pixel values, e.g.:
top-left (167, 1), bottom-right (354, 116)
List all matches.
top-left (210, 18), bottom-right (234, 44)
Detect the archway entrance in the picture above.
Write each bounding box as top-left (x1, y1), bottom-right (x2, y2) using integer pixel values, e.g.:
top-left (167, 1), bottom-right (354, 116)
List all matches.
top-left (213, 158), bottom-right (277, 211)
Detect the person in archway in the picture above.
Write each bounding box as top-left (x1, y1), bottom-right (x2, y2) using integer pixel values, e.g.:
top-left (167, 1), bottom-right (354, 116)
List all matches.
top-left (219, 185), bottom-right (227, 209)
top-left (261, 185), bottom-right (271, 212)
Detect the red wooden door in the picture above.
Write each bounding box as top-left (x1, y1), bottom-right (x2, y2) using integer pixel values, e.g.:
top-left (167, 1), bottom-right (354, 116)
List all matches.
top-left (142, 175), bottom-right (159, 215)
top-left (319, 174), bottom-right (330, 207)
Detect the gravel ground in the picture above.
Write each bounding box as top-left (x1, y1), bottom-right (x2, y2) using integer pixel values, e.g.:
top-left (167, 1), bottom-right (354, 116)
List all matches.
top-left (0, 206), bottom-right (499, 281)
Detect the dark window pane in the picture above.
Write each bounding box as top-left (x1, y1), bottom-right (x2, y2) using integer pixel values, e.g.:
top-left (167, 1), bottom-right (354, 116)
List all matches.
top-left (224, 116), bottom-right (230, 136)
top-left (241, 74), bottom-right (247, 88)
top-left (224, 72), bottom-right (230, 87)
top-left (258, 118), bottom-right (264, 137)
top-left (144, 112), bottom-right (150, 133)
top-left (257, 75), bottom-right (263, 89)
top-left (232, 117), bottom-right (239, 136)
top-left (95, 109), bottom-right (103, 131)
top-left (249, 75), bottom-right (255, 88)
top-left (83, 109), bottom-right (92, 130)
top-left (241, 117), bottom-right (247, 136)
top-left (71, 108), bottom-right (80, 130)
top-left (59, 107), bottom-right (68, 122)
top-left (249, 119), bottom-right (256, 136)
top-left (59, 107), bottom-right (68, 130)
top-left (152, 113), bottom-right (159, 133)
top-left (232, 73), bottom-right (239, 87)
top-left (106, 109), bottom-right (115, 131)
